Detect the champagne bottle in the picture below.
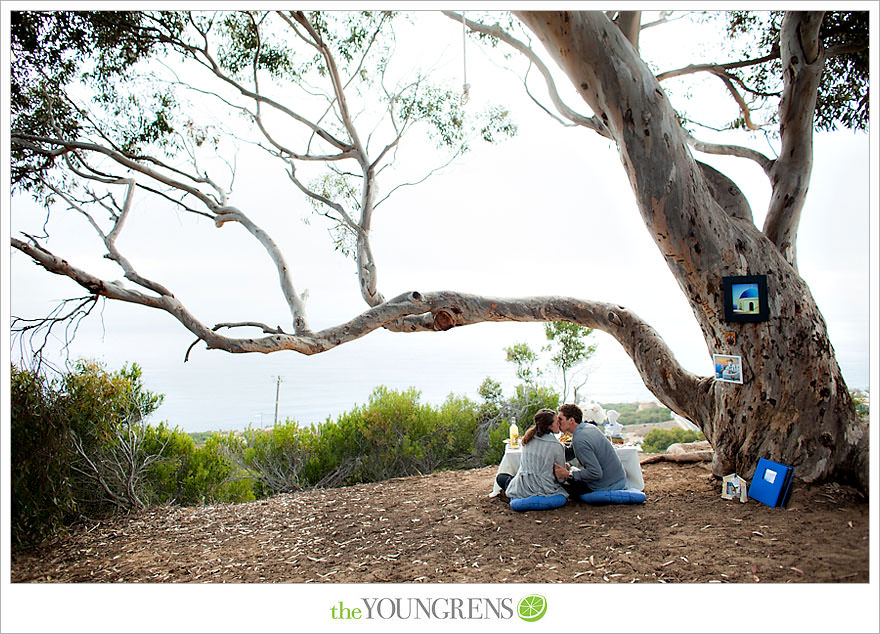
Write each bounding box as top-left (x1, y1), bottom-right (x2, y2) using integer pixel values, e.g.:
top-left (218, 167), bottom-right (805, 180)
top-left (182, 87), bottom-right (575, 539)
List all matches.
top-left (509, 418), bottom-right (519, 448)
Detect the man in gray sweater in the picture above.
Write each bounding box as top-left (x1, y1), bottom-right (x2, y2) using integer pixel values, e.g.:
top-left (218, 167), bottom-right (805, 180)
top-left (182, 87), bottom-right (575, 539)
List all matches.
top-left (553, 403), bottom-right (627, 495)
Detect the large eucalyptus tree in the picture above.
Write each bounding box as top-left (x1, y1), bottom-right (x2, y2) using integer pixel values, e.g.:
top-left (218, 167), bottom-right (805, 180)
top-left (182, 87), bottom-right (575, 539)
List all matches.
top-left (10, 10), bottom-right (870, 490)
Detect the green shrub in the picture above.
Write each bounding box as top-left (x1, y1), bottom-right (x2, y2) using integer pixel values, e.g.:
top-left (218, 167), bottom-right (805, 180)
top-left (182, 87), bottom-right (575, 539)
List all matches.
top-left (641, 428), bottom-right (705, 453)
top-left (10, 365), bottom-right (77, 548)
top-left (482, 384), bottom-right (559, 466)
top-left (600, 402), bottom-right (673, 425)
top-left (140, 425), bottom-right (254, 505)
top-left (225, 387), bottom-right (480, 493)
top-left (310, 386), bottom-right (480, 486)
top-left (182, 435), bottom-right (255, 504)
top-left (10, 360), bottom-right (239, 547)
top-left (850, 389), bottom-right (869, 424)
top-left (141, 421), bottom-right (195, 503)
top-left (235, 421), bottom-right (314, 495)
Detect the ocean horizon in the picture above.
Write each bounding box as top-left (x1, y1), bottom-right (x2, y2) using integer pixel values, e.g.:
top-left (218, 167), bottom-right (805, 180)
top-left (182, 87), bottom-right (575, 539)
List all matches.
top-left (130, 327), bottom-right (669, 433)
top-left (130, 324), bottom-right (867, 434)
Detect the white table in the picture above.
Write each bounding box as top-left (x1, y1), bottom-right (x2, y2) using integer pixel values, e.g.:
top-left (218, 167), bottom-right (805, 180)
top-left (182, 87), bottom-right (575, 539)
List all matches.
top-left (489, 442), bottom-right (643, 497)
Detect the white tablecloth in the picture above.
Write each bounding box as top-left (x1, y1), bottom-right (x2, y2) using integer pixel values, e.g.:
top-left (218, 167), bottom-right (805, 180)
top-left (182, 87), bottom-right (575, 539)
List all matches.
top-left (489, 443), bottom-right (522, 497)
top-left (489, 443), bottom-right (643, 497)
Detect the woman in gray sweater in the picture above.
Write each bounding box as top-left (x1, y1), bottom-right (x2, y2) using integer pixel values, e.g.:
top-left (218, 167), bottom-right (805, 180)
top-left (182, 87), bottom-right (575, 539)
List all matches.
top-left (499, 409), bottom-right (569, 501)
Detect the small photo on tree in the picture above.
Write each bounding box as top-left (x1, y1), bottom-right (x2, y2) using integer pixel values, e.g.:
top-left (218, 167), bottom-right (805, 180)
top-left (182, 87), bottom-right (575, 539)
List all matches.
top-left (713, 354), bottom-right (743, 384)
top-left (722, 275), bottom-right (769, 322)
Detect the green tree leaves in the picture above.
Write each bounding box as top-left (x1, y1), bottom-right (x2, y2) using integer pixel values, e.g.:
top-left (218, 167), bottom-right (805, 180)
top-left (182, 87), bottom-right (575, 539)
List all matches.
top-left (505, 322), bottom-right (597, 402)
top-left (543, 322), bottom-right (596, 402)
top-left (505, 342), bottom-right (539, 384)
top-left (722, 10), bottom-right (868, 131)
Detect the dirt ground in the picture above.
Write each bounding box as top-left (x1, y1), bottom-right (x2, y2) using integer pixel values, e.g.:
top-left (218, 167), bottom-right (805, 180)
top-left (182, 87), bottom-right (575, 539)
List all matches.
top-left (11, 459), bottom-right (870, 584)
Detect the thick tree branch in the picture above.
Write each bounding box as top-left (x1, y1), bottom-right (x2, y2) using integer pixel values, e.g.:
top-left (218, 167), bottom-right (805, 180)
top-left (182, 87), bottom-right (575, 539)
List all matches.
top-left (514, 12), bottom-right (735, 295)
top-left (613, 11), bottom-right (641, 48)
top-left (697, 162), bottom-right (753, 223)
top-left (290, 12), bottom-right (367, 164)
top-left (12, 237), bottom-right (711, 418)
top-left (284, 11), bottom-right (385, 309)
top-left (763, 11), bottom-right (825, 269)
top-left (687, 133), bottom-right (773, 174)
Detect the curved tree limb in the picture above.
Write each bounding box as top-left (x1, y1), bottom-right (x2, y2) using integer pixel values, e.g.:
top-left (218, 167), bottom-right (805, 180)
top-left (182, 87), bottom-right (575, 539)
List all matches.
top-left (14, 130), bottom-right (313, 334)
top-left (214, 207), bottom-right (312, 334)
top-left (686, 133), bottom-right (773, 174)
top-left (763, 11), bottom-right (825, 269)
top-left (716, 72), bottom-right (761, 130)
top-left (42, 178), bottom-right (175, 298)
top-left (657, 50), bottom-right (780, 82)
top-left (12, 231), bottom-right (711, 418)
top-left (11, 133), bottom-right (223, 212)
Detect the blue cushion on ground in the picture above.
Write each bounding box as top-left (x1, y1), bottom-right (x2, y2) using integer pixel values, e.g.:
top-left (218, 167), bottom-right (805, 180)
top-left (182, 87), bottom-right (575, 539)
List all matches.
top-left (509, 494), bottom-right (567, 512)
top-left (579, 488), bottom-right (646, 505)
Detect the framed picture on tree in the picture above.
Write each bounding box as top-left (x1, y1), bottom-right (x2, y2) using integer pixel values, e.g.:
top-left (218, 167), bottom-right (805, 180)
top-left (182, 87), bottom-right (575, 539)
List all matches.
top-left (713, 354), bottom-right (744, 384)
top-left (722, 275), bottom-right (769, 323)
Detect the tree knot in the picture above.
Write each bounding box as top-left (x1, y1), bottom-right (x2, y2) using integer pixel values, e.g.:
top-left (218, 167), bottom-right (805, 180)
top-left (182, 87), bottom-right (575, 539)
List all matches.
top-left (432, 310), bottom-right (457, 331)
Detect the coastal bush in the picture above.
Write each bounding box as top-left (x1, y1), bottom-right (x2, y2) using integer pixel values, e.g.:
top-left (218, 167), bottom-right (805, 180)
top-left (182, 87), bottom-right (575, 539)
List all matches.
top-left (600, 402), bottom-right (673, 425)
top-left (11, 361), bottom-right (166, 546)
top-left (11, 360), bottom-right (252, 547)
top-left (482, 383), bottom-right (560, 466)
top-left (232, 421), bottom-right (314, 495)
top-left (10, 365), bottom-right (77, 548)
top-left (143, 425), bottom-right (255, 505)
top-left (227, 387), bottom-right (481, 493)
top-left (850, 389), bottom-right (869, 424)
top-left (311, 387), bottom-right (479, 486)
top-left (186, 435), bottom-right (256, 503)
top-left (641, 428), bottom-right (705, 453)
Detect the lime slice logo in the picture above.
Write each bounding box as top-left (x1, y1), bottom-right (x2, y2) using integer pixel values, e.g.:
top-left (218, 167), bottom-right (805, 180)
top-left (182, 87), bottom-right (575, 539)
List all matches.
top-left (517, 594), bottom-right (547, 622)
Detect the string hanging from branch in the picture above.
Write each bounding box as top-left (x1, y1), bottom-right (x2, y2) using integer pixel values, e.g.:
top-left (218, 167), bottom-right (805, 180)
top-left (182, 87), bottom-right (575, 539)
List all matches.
top-left (461, 11), bottom-right (470, 105)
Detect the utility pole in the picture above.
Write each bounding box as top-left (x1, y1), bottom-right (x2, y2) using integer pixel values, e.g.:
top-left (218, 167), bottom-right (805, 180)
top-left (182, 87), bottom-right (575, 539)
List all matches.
top-left (273, 375), bottom-right (283, 425)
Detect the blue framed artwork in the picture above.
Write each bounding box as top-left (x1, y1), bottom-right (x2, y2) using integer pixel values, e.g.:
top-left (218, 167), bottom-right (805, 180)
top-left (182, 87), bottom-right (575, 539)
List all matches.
top-left (722, 275), bottom-right (769, 323)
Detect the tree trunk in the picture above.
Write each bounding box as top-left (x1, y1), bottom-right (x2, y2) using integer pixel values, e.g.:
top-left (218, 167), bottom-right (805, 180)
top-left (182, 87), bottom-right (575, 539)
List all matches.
top-left (516, 11), bottom-right (867, 492)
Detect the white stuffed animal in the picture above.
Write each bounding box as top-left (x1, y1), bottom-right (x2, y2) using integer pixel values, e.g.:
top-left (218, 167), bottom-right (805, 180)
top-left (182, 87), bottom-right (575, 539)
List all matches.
top-left (582, 401), bottom-right (606, 425)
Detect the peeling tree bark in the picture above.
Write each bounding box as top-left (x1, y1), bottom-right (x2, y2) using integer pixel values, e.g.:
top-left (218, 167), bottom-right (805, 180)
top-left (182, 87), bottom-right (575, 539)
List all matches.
top-left (516, 10), bottom-right (866, 492)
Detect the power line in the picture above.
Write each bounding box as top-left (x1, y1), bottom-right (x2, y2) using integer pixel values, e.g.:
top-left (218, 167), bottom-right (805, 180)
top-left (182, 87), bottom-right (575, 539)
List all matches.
top-left (273, 375), bottom-right (283, 425)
